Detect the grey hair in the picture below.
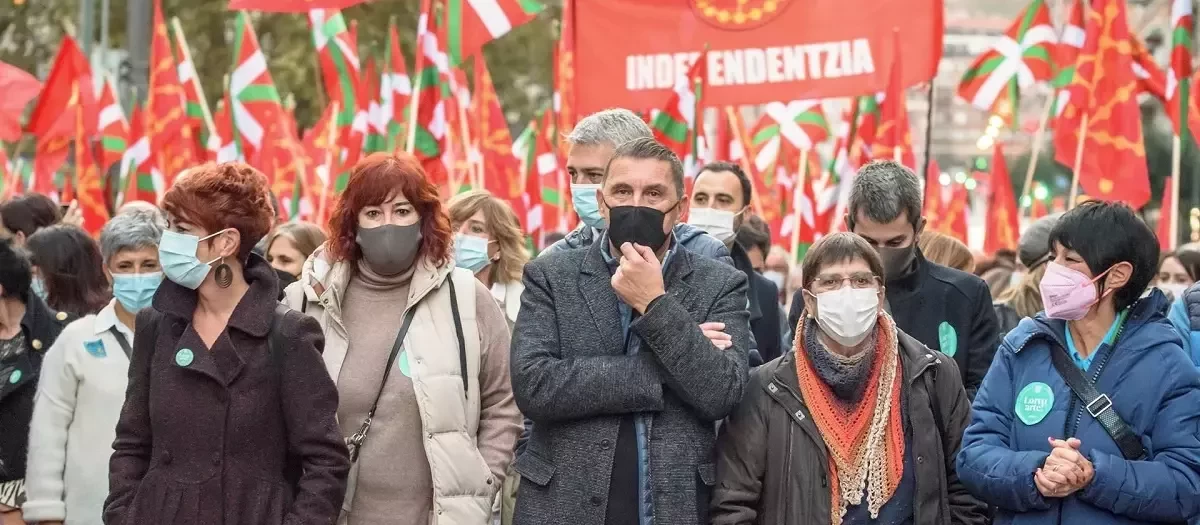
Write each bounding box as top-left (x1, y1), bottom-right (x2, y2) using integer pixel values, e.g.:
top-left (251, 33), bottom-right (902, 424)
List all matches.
top-left (99, 211), bottom-right (165, 263)
top-left (848, 160), bottom-right (923, 229)
top-left (116, 200), bottom-right (166, 228)
top-left (565, 108), bottom-right (653, 148)
top-left (604, 137), bottom-right (685, 199)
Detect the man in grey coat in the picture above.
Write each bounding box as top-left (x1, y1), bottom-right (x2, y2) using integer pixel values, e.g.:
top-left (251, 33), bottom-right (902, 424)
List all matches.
top-left (510, 138), bottom-right (751, 525)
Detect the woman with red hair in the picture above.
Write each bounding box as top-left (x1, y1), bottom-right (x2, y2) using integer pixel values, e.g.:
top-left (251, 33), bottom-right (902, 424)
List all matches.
top-left (105, 162), bottom-right (350, 525)
top-left (282, 153), bottom-right (520, 525)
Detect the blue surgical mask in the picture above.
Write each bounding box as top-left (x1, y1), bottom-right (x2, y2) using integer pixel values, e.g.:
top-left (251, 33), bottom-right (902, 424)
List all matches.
top-left (159, 229), bottom-right (225, 290)
top-left (30, 276), bottom-right (48, 301)
top-left (112, 272), bottom-right (164, 312)
top-left (454, 234), bottom-right (492, 273)
top-left (570, 183), bottom-right (606, 230)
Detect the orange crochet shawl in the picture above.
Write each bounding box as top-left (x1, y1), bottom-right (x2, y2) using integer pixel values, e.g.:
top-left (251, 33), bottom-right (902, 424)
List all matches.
top-left (794, 313), bottom-right (905, 525)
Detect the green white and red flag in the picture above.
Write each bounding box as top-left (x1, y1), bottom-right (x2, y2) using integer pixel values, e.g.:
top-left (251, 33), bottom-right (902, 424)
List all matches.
top-left (1049, 0), bottom-right (1086, 119)
top-left (536, 110), bottom-right (567, 233)
top-left (1168, 0), bottom-right (1194, 138)
top-left (309, 8), bottom-right (366, 169)
top-left (510, 117), bottom-right (542, 241)
top-left (367, 23), bottom-right (412, 154)
top-left (956, 0), bottom-right (1056, 123)
top-left (762, 100), bottom-right (831, 151)
top-left (362, 57), bottom-right (384, 154)
top-left (213, 94), bottom-right (238, 163)
top-left (118, 104), bottom-right (162, 206)
top-left (443, 0), bottom-right (544, 67)
top-left (227, 0), bottom-right (368, 12)
top-left (174, 22), bottom-right (219, 161)
top-left (412, 0), bottom-right (452, 191)
top-left (650, 49), bottom-right (707, 166)
top-left (229, 12), bottom-right (284, 168)
top-left (96, 77), bottom-right (128, 172)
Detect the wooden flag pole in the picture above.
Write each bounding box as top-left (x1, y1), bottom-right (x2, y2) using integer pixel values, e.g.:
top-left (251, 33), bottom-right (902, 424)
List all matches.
top-left (1020, 94), bottom-right (1057, 219)
top-left (1068, 114), bottom-right (1088, 208)
top-left (1170, 134), bottom-right (1182, 250)
top-left (170, 17), bottom-right (220, 148)
top-left (724, 106), bottom-right (764, 218)
top-left (404, 74), bottom-right (421, 155)
top-left (790, 148), bottom-right (810, 263)
top-left (316, 101), bottom-right (339, 227)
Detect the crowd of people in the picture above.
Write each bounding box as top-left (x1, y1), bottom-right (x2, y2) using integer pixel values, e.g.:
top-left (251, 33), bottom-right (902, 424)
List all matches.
top-left (0, 108), bottom-right (1198, 525)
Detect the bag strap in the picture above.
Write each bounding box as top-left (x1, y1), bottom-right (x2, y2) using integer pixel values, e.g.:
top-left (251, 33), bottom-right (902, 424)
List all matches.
top-left (1048, 344), bottom-right (1147, 460)
top-left (107, 326), bottom-right (133, 360)
top-left (447, 275), bottom-right (469, 398)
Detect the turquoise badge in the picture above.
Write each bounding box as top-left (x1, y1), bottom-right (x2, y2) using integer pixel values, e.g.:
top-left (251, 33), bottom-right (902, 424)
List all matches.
top-left (938, 321), bottom-right (958, 357)
top-left (8, 369), bottom-right (21, 384)
top-left (175, 348), bottom-right (195, 367)
top-left (85, 340), bottom-right (107, 358)
top-left (398, 350), bottom-right (413, 378)
top-left (1015, 382), bottom-right (1055, 425)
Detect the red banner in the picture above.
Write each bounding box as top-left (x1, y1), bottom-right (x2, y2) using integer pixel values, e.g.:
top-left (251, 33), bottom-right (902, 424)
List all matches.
top-left (572, 0), bottom-right (944, 116)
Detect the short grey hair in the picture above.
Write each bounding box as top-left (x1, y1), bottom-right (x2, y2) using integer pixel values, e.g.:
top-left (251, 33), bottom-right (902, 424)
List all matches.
top-left (604, 137), bottom-right (685, 199)
top-left (566, 108), bottom-right (653, 148)
top-left (116, 200), bottom-right (166, 228)
top-left (100, 211), bottom-right (165, 263)
top-left (848, 160), bottom-right (923, 229)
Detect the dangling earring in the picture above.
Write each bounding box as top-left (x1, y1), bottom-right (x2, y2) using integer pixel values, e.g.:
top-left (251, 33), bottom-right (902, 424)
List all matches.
top-left (214, 257), bottom-right (233, 288)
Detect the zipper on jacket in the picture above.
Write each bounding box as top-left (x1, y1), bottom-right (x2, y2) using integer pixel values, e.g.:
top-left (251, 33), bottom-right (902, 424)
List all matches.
top-left (782, 423), bottom-right (793, 520)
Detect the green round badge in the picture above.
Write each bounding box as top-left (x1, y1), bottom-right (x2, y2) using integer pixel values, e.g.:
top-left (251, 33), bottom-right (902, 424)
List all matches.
top-left (175, 348), bottom-right (195, 367)
top-left (8, 369), bottom-right (21, 384)
top-left (1015, 382), bottom-right (1055, 425)
top-left (938, 321), bottom-right (958, 357)
top-left (398, 350), bottom-right (412, 378)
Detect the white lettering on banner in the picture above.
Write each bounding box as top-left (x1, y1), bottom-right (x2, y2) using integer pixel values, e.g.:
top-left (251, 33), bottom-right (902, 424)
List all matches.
top-left (625, 39), bottom-right (876, 91)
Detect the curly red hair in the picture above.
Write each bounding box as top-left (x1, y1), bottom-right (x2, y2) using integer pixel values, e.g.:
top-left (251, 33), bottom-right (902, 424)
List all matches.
top-left (326, 153), bottom-right (453, 267)
top-left (161, 162), bottom-right (275, 262)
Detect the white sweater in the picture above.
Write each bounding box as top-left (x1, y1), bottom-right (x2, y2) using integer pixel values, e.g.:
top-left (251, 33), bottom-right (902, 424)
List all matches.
top-left (23, 301), bottom-right (132, 525)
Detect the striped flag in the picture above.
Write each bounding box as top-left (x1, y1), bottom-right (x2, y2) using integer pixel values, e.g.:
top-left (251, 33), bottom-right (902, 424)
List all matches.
top-left (96, 78), bottom-right (128, 172)
top-left (174, 22), bottom-right (219, 161)
top-left (367, 22), bottom-right (411, 154)
top-left (229, 12), bottom-right (284, 170)
top-left (310, 9), bottom-right (366, 171)
top-left (412, 0), bottom-right (452, 191)
top-left (956, 0), bottom-right (1056, 123)
top-left (118, 104), bottom-right (162, 206)
top-left (650, 49), bottom-right (707, 165)
top-left (444, 0), bottom-right (545, 67)
top-left (1168, 0), bottom-right (1194, 138)
top-left (762, 100), bottom-right (831, 151)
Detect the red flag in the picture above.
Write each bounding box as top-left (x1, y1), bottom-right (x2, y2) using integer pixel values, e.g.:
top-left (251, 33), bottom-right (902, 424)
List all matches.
top-left (474, 60), bottom-right (521, 201)
top-left (874, 30), bottom-right (917, 168)
top-left (0, 61), bottom-right (41, 142)
top-left (1053, 0), bottom-right (1150, 208)
top-left (148, 0), bottom-right (195, 185)
top-left (984, 143), bottom-right (1019, 253)
top-left (227, 0), bottom-right (367, 12)
top-left (1158, 177), bottom-right (1175, 251)
top-left (27, 38), bottom-right (95, 194)
top-left (73, 84), bottom-right (110, 234)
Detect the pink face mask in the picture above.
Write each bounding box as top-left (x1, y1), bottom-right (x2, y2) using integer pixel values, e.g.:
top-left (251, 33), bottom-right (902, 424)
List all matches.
top-left (1039, 261), bottom-right (1112, 320)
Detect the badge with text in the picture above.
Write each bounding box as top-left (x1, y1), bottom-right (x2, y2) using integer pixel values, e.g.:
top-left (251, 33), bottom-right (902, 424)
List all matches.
top-left (175, 348), bottom-right (194, 367)
top-left (1015, 382), bottom-right (1055, 425)
top-left (937, 321), bottom-right (958, 357)
top-left (85, 340), bottom-right (107, 358)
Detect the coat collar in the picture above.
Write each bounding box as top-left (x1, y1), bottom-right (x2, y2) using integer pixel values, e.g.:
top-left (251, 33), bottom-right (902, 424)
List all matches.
top-left (151, 253), bottom-right (279, 338)
top-left (299, 243), bottom-right (453, 320)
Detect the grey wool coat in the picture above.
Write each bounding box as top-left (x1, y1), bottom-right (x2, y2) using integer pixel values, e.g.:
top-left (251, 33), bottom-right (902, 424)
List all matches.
top-left (509, 238), bottom-right (751, 525)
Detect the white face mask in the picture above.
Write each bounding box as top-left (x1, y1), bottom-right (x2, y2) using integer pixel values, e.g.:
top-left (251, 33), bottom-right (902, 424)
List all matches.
top-left (763, 270), bottom-right (786, 291)
top-left (687, 207), bottom-right (738, 243)
top-left (1161, 282), bottom-right (1189, 301)
top-left (812, 286), bottom-right (880, 347)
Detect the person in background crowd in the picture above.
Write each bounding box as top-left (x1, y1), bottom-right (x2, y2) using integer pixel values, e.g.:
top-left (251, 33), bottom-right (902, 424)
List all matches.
top-left (712, 233), bottom-right (987, 525)
top-left (542, 108), bottom-right (730, 263)
top-left (958, 201), bottom-right (1200, 525)
top-left (1167, 250), bottom-right (1200, 366)
top-left (977, 248), bottom-right (1018, 297)
top-left (0, 194), bottom-right (61, 247)
top-left (1155, 250), bottom-right (1200, 300)
top-left (23, 212), bottom-right (164, 525)
top-left (765, 246), bottom-right (791, 290)
top-left (738, 216), bottom-right (792, 357)
top-left (792, 160), bottom-right (1000, 398)
top-left (0, 239), bottom-right (75, 525)
top-left (105, 162), bottom-right (349, 525)
top-left (282, 153), bottom-right (520, 525)
top-left (114, 200), bottom-right (162, 221)
top-left (510, 138), bottom-right (749, 525)
top-left (263, 222), bottom-right (326, 279)
top-left (994, 214), bottom-right (1062, 336)
top-left (26, 225), bottom-right (111, 318)
top-left (448, 189), bottom-right (531, 326)
top-left (784, 268), bottom-right (804, 313)
top-left (690, 161), bottom-right (782, 363)
top-left (919, 230), bottom-right (976, 274)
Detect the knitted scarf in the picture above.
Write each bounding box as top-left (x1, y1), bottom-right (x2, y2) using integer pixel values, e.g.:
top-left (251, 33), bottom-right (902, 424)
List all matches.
top-left (794, 312), bottom-right (905, 525)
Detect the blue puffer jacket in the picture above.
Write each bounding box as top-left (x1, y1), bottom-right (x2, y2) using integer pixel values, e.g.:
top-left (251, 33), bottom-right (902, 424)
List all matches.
top-left (957, 290), bottom-right (1200, 525)
top-left (1167, 283), bottom-right (1200, 367)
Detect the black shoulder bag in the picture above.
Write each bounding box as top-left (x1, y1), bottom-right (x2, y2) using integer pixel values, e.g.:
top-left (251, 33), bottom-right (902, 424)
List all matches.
top-left (1048, 345), bottom-right (1148, 460)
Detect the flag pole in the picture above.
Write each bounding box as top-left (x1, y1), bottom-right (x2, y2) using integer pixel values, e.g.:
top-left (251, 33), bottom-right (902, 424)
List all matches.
top-left (317, 101), bottom-right (339, 228)
top-left (1170, 133), bottom-right (1182, 250)
top-left (921, 83), bottom-right (936, 178)
top-left (1020, 94), bottom-right (1056, 219)
top-left (170, 17), bottom-right (220, 149)
top-left (1068, 114), bottom-right (1088, 208)
top-left (790, 148), bottom-right (810, 263)
top-left (404, 71), bottom-right (421, 155)
top-left (724, 106), bottom-right (764, 218)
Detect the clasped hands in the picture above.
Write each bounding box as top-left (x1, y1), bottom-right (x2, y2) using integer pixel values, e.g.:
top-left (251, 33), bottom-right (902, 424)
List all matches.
top-left (610, 242), bottom-right (732, 350)
top-left (1034, 437), bottom-right (1095, 499)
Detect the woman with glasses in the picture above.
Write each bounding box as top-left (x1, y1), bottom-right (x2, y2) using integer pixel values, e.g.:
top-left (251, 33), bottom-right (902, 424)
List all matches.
top-left (712, 232), bottom-right (987, 525)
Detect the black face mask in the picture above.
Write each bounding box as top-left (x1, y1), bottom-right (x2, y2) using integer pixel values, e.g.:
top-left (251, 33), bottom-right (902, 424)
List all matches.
top-left (878, 243), bottom-right (917, 281)
top-left (606, 201), bottom-right (678, 252)
top-left (356, 223), bottom-right (423, 276)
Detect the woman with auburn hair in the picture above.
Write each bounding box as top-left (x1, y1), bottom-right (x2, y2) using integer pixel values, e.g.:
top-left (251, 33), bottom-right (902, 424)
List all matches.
top-left (447, 189), bottom-right (531, 325)
top-left (104, 162), bottom-right (350, 525)
top-left (282, 153), bottom-right (521, 525)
